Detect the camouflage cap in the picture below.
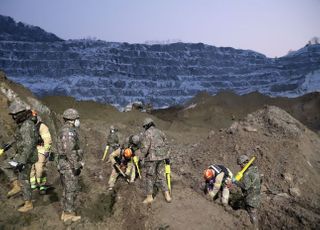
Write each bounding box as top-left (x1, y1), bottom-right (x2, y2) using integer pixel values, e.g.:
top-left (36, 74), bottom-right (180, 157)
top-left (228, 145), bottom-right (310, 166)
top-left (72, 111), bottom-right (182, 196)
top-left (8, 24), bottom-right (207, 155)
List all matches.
top-left (237, 155), bottom-right (249, 165)
top-left (8, 100), bottom-right (28, 114)
top-left (62, 108), bottom-right (80, 120)
top-left (143, 117), bottom-right (154, 127)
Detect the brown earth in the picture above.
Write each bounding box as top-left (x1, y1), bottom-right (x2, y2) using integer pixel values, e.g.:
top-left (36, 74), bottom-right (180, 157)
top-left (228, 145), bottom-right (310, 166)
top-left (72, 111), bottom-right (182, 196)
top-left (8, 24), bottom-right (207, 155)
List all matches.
top-left (1, 71), bottom-right (320, 229)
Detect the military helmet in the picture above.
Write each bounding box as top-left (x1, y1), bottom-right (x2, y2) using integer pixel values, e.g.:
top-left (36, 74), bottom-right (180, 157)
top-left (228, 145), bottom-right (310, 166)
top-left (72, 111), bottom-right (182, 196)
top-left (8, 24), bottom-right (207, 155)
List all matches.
top-left (143, 117), bottom-right (154, 127)
top-left (237, 155), bottom-right (249, 165)
top-left (8, 100), bottom-right (28, 115)
top-left (62, 108), bottom-right (80, 120)
top-left (131, 135), bottom-right (140, 145)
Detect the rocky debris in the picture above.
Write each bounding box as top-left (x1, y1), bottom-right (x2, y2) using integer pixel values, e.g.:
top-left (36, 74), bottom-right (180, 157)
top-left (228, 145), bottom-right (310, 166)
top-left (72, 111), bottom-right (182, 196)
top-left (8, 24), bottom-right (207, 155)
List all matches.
top-left (289, 187), bottom-right (301, 198)
top-left (1, 74), bottom-right (320, 229)
top-left (171, 105), bottom-right (320, 229)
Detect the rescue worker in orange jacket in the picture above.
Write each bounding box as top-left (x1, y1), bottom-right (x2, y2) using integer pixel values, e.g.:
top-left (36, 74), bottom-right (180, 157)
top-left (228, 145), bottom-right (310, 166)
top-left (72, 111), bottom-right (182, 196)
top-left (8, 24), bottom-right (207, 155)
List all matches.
top-left (108, 135), bottom-right (141, 191)
top-left (203, 164), bottom-right (233, 211)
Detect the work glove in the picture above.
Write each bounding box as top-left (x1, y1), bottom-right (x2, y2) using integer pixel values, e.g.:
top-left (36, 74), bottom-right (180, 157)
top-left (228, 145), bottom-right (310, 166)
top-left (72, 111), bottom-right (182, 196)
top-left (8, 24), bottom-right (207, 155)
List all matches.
top-left (48, 152), bottom-right (55, 162)
top-left (73, 167), bottom-right (82, 176)
top-left (232, 177), bottom-right (239, 184)
top-left (16, 163), bottom-right (25, 172)
top-left (43, 152), bottom-right (50, 158)
top-left (165, 158), bottom-right (170, 164)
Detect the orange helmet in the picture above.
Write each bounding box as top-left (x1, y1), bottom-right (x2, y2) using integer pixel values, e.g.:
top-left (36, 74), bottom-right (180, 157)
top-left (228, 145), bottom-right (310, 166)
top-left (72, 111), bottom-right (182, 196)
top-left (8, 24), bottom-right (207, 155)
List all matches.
top-left (203, 169), bottom-right (215, 180)
top-left (124, 148), bottom-right (133, 159)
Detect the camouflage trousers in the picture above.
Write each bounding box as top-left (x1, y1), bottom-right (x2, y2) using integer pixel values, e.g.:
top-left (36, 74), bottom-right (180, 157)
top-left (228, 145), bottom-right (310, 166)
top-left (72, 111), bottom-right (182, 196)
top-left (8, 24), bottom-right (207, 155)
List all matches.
top-left (246, 206), bottom-right (259, 229)
top-left (108, 162), bottom-right (136, 188)
top-left (0, 159), bottom-right (17, 182)
top-left (18, 163), bottom-right (32, 201)
top-left (145, 160), bottom-right (168, 195)
top-left (58, 160), bottom-right (79, 213)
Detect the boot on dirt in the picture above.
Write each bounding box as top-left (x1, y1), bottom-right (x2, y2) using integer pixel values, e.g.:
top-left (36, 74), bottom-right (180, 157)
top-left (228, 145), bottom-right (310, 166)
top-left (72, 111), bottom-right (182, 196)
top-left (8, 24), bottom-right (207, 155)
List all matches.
top-left (17, 200), bottom-right (33, 213)
top-left (223, 203), bottom-right (232, 212)
top-left (7, 179), bottom-right (21, 198)
top-left (61, 211), bottom-right (65, 220)
top-left (142, 194), bottom-right (154, 204)
top-left (62, 212), bottom-right (81, 223)
top-left (164, 191), bottom-right (172, 203)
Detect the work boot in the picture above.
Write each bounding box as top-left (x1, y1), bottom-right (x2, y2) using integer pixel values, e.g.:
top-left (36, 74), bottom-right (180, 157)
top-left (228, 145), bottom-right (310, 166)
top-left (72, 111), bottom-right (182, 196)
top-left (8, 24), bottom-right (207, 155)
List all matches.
top-left (7, 180), bottom-right (21, 198)
top-left (39, 186), bottom-right (47, 195)
top-left (164, 191), bottom-right (172, 203)
top-left (62, 212), bottom-right (81, 223)
top-left (142, 194), bottom-right (154, 204)
top-left (61, 211), bottom-right (65, 221)
top-left (223, 203), bottom-right (232, 212)
top-left (18, 201), bottom-right (33, 213)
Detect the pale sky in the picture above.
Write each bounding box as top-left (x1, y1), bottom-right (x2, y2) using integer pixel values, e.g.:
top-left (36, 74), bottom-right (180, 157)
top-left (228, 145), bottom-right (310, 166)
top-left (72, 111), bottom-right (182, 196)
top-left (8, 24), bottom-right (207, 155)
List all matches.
top-left (1, 0), bottom-right (319, 57)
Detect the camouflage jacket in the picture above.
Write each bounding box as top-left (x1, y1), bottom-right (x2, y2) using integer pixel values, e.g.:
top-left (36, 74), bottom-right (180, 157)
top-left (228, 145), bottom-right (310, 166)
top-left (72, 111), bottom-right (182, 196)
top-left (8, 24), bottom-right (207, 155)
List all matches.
top-left (141, 126), bottom-right (169, 161)
top-left (14, 119), bottom-right (38, 164)
top-left (106, 132), bottom-right (119, 148)
top-left (57, 122), bottom-right (83, 170)
top-left (239, 165), bottom-right (261, 208)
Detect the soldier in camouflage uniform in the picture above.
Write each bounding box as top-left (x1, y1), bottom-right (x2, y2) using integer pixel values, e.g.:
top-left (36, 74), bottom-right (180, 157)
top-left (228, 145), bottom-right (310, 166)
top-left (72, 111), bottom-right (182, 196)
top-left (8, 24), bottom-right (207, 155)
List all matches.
top-left (140, 118), bottom-right (172, 204)
top-left (57, 108), bottom-right (83, 223)
top-left (234, 155), bottom-right (261, 230)
top-left (102, 125), bottom-right (120, 161)
top-left (108, 135), bottom-right (141, 190)
top-left (7, 100), bottom-right (38, 212)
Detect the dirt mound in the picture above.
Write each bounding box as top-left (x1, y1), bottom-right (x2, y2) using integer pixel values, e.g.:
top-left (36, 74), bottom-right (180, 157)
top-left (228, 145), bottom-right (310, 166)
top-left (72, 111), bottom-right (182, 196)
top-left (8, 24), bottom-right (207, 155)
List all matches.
top-left (153, 91), bottom-right (320, 132)
top-left (171, 105), bottom-right (320, 229)
top-left (1, 71), bottom-right (320, 229)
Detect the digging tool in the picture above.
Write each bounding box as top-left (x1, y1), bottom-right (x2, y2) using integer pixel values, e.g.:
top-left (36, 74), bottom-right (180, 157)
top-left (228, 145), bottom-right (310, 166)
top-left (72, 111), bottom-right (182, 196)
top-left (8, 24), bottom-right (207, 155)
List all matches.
top-left (113, 163), bottom-right (130, 182)
top-left (234, 156), bottom-right (256, 182)
top-left (133, 156), bottom-right (141, 179)
top-left (101, 145), bottom-right (109, 161)
top-left (0, 141), bottom-right (15, 157)
top-left (165, 161), bottom-right (171, 194)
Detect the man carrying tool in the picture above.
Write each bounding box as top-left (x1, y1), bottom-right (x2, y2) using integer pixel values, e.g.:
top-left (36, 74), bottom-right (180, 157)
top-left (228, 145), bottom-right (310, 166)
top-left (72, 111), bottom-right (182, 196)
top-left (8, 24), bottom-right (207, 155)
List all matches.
top-left (203, 164), bottom-right (233, 211)
top-left (102, 125), bottom-right (120, 161)
top-left (233, 155), bottom-right (261, 230)
top-left (107, 135), bottom-right (141, 191)
top-left (30, 110), bottom-right (52, 194)
top-left (6, 100), bottom-right (38, 212)
top-left (140, 118), bottom-right (172, 204)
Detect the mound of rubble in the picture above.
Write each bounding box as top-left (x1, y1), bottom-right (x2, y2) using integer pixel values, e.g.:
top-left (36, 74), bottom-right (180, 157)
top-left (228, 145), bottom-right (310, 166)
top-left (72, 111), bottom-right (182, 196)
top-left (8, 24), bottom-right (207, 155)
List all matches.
top-left (173, 105), bottom-right (320, 229)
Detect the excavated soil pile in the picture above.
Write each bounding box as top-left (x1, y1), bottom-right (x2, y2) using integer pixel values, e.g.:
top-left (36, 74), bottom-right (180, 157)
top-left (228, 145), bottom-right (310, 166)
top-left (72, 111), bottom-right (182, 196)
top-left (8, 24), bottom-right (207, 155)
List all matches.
top-left (171, 105), bottom-right (320, 229)
top-left (1, 71), bottom-right (320, 229)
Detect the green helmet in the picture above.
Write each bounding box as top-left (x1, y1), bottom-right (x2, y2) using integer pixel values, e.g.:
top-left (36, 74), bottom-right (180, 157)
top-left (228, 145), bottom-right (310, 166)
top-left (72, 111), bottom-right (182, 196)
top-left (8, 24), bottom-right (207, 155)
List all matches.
top-left (237, 155), bottom-right (249, 165)
top-left (8, 100), bottom-right (28, 115)
top-left (143, 117), bottom-right (154, 127)
top-left (62, 108), bottom-right (80, 120)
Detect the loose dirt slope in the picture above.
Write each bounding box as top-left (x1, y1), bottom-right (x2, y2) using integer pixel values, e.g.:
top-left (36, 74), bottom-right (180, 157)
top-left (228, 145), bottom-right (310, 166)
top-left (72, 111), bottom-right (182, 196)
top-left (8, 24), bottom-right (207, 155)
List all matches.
top-left (1, 71), bottom-right (320, 229)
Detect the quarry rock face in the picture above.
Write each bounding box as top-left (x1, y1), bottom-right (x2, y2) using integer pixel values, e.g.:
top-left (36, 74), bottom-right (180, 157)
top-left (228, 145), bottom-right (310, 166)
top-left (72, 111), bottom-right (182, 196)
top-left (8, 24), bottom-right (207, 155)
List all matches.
top-left (0, 15), bottom-right (320, 109)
